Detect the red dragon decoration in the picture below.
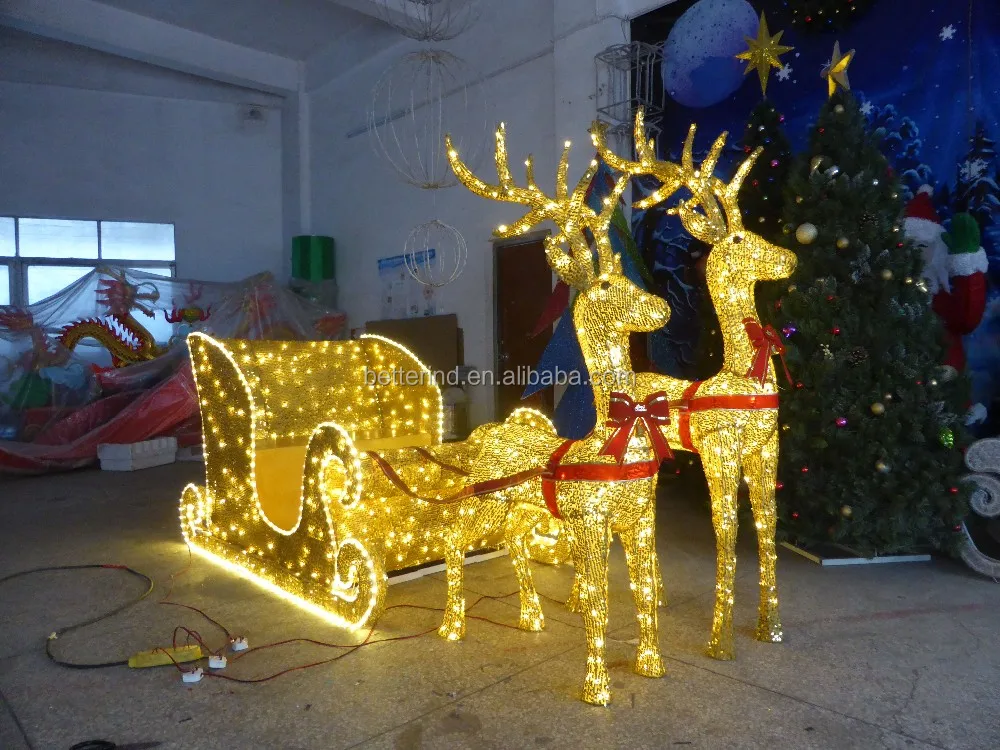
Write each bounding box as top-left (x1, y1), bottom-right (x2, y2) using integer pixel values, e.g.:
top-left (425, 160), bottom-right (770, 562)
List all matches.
top-left (58, 268), bottom-right (164, 367)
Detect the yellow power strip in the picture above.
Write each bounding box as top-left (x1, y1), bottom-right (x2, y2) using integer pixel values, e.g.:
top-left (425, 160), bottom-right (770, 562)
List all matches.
top-left (128, 645), bottom-right (203, 668)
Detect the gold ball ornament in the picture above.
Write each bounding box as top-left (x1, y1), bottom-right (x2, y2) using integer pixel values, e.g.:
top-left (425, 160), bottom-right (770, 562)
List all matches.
top-left (875, 460), bottom-right (890, 474)
top-left (881, 269), bottom-right (894, 280)
top-left (841, 504), bottom-right (852, 517)
top-left (834, 104), bottom-right (845, 114)
top-left (870, 402), bottom-right (885, 415)
top-left (796, 222), bottom-right (819, 244)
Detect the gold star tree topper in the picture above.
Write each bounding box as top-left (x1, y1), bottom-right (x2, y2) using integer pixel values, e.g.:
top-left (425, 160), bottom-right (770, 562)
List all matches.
top-left (736, 13), bottom-right (793, 96)
top-left (821, 41), bottom-right (855, 97)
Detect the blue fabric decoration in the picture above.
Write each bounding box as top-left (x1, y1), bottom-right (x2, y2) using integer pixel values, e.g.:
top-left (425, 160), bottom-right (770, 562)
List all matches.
top-left (554, 377), bottom-right (598, 439)
top-left (521, 305), bottom-right (582, 398)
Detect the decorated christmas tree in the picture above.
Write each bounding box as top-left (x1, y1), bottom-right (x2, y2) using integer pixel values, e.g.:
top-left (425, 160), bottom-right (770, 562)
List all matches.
top-left (766, 0), bottom-right (875, 32)
top-left (774, 89), bottom-right (969, 555)
top-left (738, 99), bottom-right (793, 237)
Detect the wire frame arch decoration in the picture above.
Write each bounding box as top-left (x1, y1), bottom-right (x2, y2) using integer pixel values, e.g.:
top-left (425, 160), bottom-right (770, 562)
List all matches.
top-left (369, 49), bottom-right (492, 190)
top-left (404, 219), bottom-right (468, 287)
top-left (374, 0), bottom-right (480, 42)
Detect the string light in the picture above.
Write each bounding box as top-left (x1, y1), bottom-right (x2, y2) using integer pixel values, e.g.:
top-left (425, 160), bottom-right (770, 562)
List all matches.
top-left (595, 109), bottom-right (797, 661)
top-left (449, 123), bottom-right (671, 705)
top-left (180, 331), bottom-right (477, 630)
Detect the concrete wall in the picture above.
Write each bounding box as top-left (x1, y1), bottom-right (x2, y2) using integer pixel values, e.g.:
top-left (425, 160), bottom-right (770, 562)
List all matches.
top-left (0, 30), bottom-right (285, 281)
top-left (309, 0), bottom-right (559, 424)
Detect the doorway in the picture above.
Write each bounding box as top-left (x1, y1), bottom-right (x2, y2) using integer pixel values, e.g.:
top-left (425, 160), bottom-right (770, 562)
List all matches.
top-left (494, 237), bottom-right (556, 420)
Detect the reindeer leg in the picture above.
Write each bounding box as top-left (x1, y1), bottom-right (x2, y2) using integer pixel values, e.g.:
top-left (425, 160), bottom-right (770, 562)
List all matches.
top-left (438, 531), bottom-right (467, 641)
top-left (653, 552), bottom-right (666, 607)
top-left (566, 569), bottom-right (584, 614)
top-left (569, 514), bottom-right (613, 706)
top-left (744, 431), bottom-right (783, 644)
top-left (700, 432), bottom-right (742, 661)
top-left (619, 495), bottom-right (665, 678)
top-left (503, 507), bottom-right (547, 632)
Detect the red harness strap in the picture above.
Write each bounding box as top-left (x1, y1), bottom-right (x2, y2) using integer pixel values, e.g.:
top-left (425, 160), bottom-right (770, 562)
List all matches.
top-left (676, 383), bottom-right (780, 453)
top-left (540, 439), bottom-right (661, 520)
top-left (366, 450), bottom-right (542, 504)
top-left (677, 381), bottom-right (703, 452)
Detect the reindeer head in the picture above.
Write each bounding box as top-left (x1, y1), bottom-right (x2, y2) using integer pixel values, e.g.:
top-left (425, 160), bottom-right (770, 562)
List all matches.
top-left (446, 124), bottom-right (669, 336)
top-left (592, 110), bottom-right (797, 288)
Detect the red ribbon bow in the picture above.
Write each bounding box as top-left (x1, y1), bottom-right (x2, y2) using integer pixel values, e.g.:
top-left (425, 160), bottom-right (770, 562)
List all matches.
top-left (600, 391), bottom-right (674, 466)
top-left (744, 318), bottom-right (793, 386)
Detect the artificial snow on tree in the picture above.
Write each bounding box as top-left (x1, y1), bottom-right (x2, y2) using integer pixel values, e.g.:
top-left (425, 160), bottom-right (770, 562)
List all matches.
top-left (774, 90), bottom-right (969, 556)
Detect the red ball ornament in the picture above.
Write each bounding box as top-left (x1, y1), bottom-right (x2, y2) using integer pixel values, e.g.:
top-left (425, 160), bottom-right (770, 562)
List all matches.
top-left (776, 481), bottom-right (785, 490)
top-left (916, 380), bottom-right (923, 385)
top-left (831, 327), bottom-right (841, 335)
top-left (949, 487), bottom-right (959, 494)
top-left (835, 417), bottom-right (848, 427)
top-left (953, 524), bottom-right (963, 532)
top-left (752, 179), bottom-right (760, 187)
top-left (744, 145), bottom-right (752, 154)
top-left (826, 295), bottom-right (836, 302)
top-left (791, 511), bottom-right (799, 519)
top-left (801, 466), bottom-right (809, 473)
top-left (796, 381), bottom-right (804, 389)
top-left (896, 242), bottom-right (904, 248)
top-left (774, 299), bottom-right (783, 311)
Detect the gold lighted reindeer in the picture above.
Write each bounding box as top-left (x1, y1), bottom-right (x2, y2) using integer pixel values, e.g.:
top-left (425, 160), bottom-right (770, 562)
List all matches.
top-left (593, 109), bottom-right (798, 660)
top-left (444, 124), bottom-right (673, 705)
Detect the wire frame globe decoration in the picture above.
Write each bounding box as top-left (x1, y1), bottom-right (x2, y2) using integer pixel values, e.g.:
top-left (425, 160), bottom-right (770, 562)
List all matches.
top-left (375, 0), bottom-right (480, 42)
top-left (369, 49), bottom-right (490, 190)
top-left (404, 219), bottom-right (467, 287)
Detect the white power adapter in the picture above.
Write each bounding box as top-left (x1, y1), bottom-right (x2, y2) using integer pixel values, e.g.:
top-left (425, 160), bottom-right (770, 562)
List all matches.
top-left (208, 654), bottom-right (227, 669)
top-left (231, 636), bottom-right (249, 652)
top-left (182, 667), bottom-right (204, 683)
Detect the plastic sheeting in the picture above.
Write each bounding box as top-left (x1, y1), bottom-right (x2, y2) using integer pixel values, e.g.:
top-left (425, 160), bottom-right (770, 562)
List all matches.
top-left (0, 266), bottom-right (346, 474)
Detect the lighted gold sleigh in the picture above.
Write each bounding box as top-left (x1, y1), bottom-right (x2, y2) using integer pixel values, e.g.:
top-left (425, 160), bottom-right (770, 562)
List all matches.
top-left (179, 332), bottom-right (564, 629)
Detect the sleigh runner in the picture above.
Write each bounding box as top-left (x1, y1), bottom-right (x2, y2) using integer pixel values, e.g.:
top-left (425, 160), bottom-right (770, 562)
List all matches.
top-left (179, 331), bottom-right (565, 629)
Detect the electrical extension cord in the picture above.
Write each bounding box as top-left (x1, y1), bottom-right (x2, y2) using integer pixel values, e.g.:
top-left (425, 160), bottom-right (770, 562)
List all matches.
top-left (182, 667), bottom-right (204, 683)
top-left (128, 645), bottom-right (203, 668)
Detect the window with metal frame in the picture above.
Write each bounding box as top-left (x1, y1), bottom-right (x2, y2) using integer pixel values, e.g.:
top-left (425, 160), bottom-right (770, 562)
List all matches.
top-left (0, 217), bottom-right (176, 307)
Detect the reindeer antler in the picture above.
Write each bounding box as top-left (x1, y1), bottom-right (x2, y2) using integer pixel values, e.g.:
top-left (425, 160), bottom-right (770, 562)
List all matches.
top-left (592, 108), bottom-right (761, 244)
top-left (447, 123), bottom-right (627, 290)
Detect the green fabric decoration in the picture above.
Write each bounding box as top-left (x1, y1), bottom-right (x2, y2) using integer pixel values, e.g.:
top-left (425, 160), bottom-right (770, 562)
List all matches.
top-left (943, 213), bottom-right (981, 255)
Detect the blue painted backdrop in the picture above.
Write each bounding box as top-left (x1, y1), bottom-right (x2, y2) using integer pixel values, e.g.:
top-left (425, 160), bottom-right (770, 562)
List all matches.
top-left (634, 0), bottom-right (1000, 417)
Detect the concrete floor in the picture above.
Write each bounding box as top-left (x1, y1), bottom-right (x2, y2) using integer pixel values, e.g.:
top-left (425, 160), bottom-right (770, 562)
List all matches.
top-left (0, 464), bottom-right (998, 750)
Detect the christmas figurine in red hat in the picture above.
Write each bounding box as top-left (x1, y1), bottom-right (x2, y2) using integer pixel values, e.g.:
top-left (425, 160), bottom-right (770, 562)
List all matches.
top-left (904, 185), bottom-right (989, 375)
